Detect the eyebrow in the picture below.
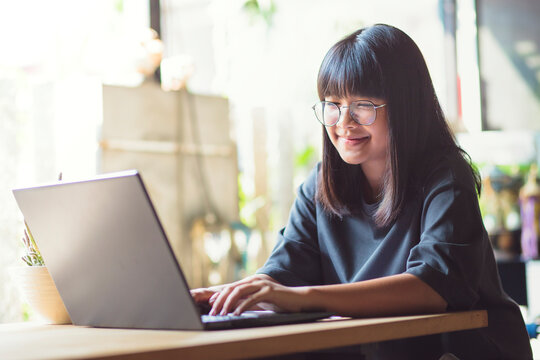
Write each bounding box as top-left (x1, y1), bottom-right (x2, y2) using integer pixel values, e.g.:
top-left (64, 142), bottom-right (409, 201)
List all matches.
top-left (324, 98), bottom-right (374, 103)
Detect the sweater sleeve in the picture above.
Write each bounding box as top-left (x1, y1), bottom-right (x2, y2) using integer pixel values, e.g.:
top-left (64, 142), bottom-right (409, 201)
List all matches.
top-left (256, 165), bottom-right (322, 286)
top-left (405, 166), bottom-right (486, 310)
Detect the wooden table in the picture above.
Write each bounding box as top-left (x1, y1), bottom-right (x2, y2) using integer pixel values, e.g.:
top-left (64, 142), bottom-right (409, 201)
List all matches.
top-left (0, 310), bottom-right (487, 360)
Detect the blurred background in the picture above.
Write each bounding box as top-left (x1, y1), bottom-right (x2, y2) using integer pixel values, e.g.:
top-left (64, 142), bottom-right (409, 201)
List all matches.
top-left (1, 0), bottom-right (540, 336)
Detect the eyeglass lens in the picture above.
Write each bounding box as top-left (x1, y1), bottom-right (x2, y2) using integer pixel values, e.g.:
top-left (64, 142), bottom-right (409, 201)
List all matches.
top-left (313, 101), bottom-right (376, 126)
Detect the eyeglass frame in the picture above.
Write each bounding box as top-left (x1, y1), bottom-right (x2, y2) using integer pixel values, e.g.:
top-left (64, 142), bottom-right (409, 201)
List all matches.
top-left (311, 100), bottom-right (387, 127)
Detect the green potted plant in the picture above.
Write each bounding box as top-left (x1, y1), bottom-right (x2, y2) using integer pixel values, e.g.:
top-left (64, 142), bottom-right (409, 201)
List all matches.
top-left (10, 222), bottom-right (71, 324)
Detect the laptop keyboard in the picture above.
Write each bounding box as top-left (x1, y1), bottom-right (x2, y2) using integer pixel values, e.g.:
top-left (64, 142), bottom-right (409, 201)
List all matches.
top-left (200, 311), bottom-right (333, 330)
top-left (201, 312), bottom-right (261, 323)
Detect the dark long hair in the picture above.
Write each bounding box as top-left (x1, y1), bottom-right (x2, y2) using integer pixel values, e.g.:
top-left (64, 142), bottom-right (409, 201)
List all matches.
top-left (316, 24), bottom-right (481, 227)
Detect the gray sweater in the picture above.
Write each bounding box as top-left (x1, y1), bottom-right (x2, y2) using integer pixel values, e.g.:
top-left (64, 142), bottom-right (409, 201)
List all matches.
top-left (258, 159), bottom-right (532, 359)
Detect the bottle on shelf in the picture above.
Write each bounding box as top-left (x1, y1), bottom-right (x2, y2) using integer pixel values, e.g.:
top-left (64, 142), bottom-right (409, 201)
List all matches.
top-left (519, 164), bottom-right (540, 260)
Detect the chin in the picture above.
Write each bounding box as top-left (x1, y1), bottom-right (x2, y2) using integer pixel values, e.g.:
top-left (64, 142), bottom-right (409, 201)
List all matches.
top-left (334, 145), bottom-right (362, 163)
top-left (340, 157), bottom-right (363, 165)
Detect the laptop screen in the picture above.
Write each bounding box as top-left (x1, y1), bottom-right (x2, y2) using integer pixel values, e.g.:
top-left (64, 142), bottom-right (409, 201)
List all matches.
top-left (13, 171), bottom-right (204, 330)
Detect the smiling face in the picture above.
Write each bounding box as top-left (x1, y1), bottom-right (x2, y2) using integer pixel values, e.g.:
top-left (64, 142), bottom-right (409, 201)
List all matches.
top-left (324, 95), bottom-right (389, 189)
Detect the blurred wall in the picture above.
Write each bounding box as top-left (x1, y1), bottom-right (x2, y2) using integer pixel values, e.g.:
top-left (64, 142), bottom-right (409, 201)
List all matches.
top-left (100, 82), bottom-right (239, 285)
top-left (477, 0), bottom-right (540, 131)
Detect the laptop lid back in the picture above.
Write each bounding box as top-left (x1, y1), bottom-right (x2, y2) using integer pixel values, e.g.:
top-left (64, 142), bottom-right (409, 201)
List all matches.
top-left (12, 171), bottom-right (204, 330)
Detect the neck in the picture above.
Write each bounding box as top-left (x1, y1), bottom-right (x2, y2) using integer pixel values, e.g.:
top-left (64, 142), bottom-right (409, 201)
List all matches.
top-left (361, 162), bottom-right (386, 204)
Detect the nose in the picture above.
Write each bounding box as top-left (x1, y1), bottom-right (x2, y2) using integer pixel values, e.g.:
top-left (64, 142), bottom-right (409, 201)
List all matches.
top-left (336, 106), bottom-right (356, 128)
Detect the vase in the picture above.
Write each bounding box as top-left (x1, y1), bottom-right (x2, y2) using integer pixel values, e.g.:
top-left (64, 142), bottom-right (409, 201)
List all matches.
top-left (9, 266), bottom-right (71, 324)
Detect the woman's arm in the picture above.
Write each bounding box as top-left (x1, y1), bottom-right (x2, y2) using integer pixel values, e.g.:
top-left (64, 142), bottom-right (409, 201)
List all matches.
top-left (208, 273), bottom-right (447, 316)
top-left (306, 273), bottom-right (447, 317)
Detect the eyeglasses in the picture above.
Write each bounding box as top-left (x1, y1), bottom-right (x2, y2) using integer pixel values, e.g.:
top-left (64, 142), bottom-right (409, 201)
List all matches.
top-left (312, 100), bottom-right (386, 127)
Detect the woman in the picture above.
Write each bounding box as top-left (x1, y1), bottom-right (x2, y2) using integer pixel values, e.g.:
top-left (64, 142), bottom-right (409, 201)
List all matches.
top-left (192, 24), bottom-right (532, 359)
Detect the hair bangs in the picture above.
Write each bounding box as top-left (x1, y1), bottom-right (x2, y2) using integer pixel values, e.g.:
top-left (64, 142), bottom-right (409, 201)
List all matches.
top-left (317, 38), bottom-right (385, 101)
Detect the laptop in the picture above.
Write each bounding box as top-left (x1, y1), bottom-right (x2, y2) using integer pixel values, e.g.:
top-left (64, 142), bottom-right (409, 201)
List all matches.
top-left (12, 170), bottom-right (332, 330)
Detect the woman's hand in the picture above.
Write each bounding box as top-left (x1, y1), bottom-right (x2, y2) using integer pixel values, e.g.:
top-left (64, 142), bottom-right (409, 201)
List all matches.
top-left (190, 286), bottom-right (221, 305)
top-left (200, 274), bottom-right (312, 316)
top-left (190, 276), bottom-right (272, 311)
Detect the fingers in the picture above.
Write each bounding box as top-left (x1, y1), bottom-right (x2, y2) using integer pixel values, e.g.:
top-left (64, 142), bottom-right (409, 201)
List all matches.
top-left (206, 277), bottom-right (251, 314)
top-left (191, 282), bottom-right (233, 304)
top-left (209, 291), bottom-right (220, 305)
top-left (209, 282), bottom-right (242, 315)
top-left (233, 286), bottom-right (272, 315)
top-left (220, 282), bottom-right (265, 315)
top-left (207, 275), bottom-right (284, 316)
top-left (190, 288), bottom-right (217, 304)
top-left (209, 280), bottom-right (269, 316)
